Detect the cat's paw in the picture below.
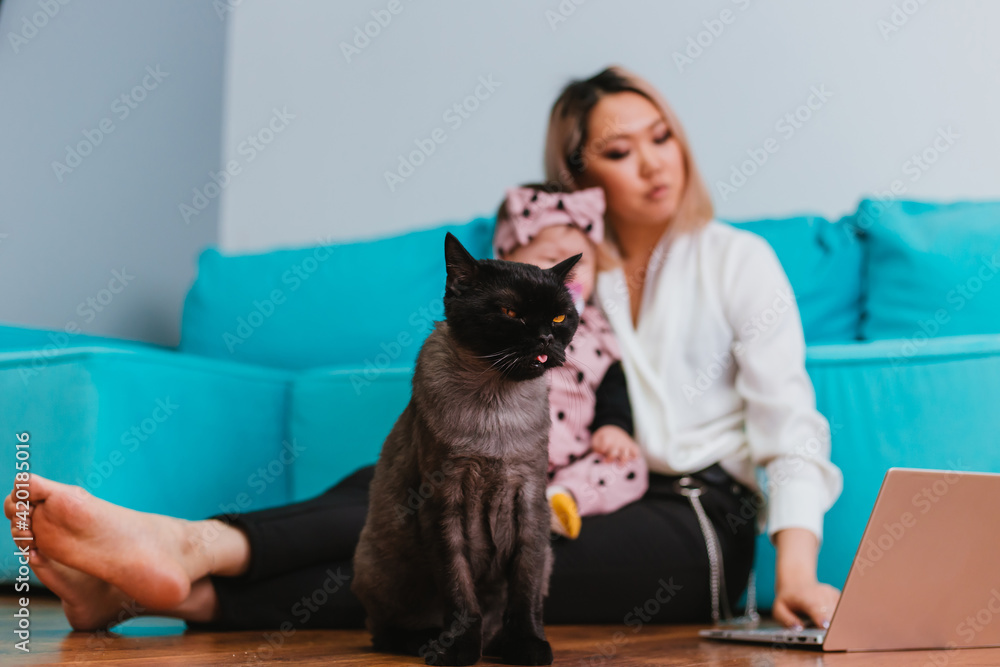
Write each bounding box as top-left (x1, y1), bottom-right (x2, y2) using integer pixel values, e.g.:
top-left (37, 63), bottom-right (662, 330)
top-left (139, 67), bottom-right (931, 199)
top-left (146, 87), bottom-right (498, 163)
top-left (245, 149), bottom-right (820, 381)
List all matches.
top-left (422, 639), bottom-right (482, 666)
top-left (482, 630), bottom-right (506, 657)
top-left (500, 635), bottom-right (553, 665)
top-left (421, 611), bottom-right (483, 665)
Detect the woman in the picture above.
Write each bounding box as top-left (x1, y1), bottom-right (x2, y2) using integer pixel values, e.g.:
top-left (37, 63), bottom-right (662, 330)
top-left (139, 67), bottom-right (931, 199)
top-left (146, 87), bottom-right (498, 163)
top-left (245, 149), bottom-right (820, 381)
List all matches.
top-left (5, 65), bottom-right (841, 635)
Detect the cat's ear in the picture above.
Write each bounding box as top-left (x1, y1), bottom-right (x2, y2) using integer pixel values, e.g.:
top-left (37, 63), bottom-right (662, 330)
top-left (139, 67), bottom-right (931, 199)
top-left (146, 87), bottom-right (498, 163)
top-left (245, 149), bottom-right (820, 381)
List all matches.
top-left (548, 253), bottom-right (583, 284)
top-left (444, 232), bottom-right (479, 295)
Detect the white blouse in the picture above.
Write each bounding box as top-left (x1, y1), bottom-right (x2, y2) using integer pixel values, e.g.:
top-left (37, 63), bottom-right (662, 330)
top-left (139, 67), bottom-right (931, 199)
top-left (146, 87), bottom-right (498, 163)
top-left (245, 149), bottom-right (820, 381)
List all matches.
top-left (595, 220), bottom-right (843, 543)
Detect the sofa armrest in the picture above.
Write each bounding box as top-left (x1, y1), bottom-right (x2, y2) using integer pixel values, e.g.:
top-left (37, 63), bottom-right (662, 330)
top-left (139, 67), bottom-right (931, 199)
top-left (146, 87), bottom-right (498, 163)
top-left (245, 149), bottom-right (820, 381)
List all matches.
top-left (0, 321), bottom-right (169, 355)
top-left (751, 334), bottom-right (1000, 610)
top-left (805, 333), bottom-right (1000, 365)
top-left (0, 345), bottom-right (294, 583)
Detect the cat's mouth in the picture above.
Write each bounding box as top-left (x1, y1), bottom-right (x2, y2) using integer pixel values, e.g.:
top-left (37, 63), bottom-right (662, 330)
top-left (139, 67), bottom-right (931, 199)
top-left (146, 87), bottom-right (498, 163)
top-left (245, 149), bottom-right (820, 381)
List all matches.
top-left (528, 351), bottom-right (551, 369)
top-left (527, 351), bottom-right (560, 371)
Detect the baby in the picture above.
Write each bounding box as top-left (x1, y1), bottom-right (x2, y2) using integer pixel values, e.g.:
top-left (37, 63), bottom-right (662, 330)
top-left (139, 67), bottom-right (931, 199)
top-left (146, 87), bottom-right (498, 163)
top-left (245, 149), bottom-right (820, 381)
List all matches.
top-left (493, 183), bottom-right (649, 539)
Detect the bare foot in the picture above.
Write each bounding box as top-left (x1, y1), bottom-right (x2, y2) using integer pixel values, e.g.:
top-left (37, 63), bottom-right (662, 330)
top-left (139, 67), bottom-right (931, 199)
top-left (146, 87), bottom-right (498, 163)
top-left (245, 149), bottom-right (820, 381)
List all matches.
top-left (23, 548), bottom-right (144, 631)
top-left (7, 474), bottom-right (215, 609)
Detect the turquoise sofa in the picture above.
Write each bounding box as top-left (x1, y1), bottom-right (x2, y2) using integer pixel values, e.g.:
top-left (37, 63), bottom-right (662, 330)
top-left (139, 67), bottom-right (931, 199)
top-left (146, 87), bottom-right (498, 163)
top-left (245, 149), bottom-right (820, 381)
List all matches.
top-left (3, 198), bottom-right (999, 614)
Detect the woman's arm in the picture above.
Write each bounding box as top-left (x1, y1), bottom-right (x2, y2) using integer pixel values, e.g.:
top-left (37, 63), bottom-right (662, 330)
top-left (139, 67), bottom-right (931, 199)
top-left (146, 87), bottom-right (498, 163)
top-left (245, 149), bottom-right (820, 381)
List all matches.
top-left (773, 527), bottom-right (841, 629)
top-left (719, 230), bottom-right (844, 627)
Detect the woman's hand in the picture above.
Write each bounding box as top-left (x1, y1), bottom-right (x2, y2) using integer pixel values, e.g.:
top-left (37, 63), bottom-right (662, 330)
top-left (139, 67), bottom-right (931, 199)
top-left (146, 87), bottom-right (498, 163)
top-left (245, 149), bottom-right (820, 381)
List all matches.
top-left (773, 578), bottom-right (841, 630)
top-left (772, 527), bottom-right (840, 629)
top-left (590, 425), bottom-right (640, 463)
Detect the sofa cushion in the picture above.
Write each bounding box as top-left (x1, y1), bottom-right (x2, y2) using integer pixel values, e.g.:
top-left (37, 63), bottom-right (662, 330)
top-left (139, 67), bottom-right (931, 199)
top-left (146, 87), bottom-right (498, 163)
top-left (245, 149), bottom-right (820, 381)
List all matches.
top-left (289, 365), bottom-right (412, 502)
top-left (179, 218), bottom-right (495, 371)
top-left (854, 199), bottom-right (1000, 341)
top-left (725, 215), bottom-right (864, 343)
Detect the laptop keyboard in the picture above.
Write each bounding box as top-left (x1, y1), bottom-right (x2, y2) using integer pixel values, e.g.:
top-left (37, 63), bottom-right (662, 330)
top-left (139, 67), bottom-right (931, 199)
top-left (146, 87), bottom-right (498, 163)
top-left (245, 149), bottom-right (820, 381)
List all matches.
top-left (740, 628), bottom-right (826, 639)
top-left (700, 626), bottom-right (827, 645)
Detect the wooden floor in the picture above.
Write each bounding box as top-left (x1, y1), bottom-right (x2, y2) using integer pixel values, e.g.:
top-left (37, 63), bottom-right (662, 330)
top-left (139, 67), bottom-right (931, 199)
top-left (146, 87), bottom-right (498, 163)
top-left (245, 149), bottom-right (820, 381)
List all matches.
top-left (3, 592), bottom-right (1000, 665)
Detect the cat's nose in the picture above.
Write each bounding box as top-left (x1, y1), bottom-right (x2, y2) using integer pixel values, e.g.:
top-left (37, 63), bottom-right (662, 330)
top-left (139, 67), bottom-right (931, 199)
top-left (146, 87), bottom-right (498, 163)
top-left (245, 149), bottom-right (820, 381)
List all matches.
top-left (539, 333), bottom-right (554, 346)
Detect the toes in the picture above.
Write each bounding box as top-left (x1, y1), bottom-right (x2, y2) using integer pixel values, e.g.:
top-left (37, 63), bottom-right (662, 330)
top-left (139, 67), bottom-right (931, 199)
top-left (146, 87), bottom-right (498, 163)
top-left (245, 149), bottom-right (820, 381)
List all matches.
top-left (4, 482), bottom-right (34, 520)
top-left (9, 505), bottom-right (34, 541)
top-left (26, 473), bottom-right (59, 503)
top-left (11, 524), bottom-right (34, 542)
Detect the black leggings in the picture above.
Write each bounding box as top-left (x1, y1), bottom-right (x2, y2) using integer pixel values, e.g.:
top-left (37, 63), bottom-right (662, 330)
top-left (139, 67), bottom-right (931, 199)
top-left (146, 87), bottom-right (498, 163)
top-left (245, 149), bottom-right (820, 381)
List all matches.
top-left (186, 463), bottom-right (758, 631)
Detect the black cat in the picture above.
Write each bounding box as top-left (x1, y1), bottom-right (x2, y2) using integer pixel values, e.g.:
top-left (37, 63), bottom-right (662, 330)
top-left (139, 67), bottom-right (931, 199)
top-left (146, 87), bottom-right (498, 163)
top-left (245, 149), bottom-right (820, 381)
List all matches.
top-left (351, 232), bottom-right (582, 665)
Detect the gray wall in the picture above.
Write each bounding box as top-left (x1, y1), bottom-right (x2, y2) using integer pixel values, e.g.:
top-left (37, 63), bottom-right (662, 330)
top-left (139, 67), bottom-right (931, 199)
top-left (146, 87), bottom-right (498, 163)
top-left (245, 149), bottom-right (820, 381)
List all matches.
top-left (3, 1), bottom-right (999, 344)
top-left (218, 0), bottom-right (1000, 251)
top-left (0, 0), bottom-right (225, 347)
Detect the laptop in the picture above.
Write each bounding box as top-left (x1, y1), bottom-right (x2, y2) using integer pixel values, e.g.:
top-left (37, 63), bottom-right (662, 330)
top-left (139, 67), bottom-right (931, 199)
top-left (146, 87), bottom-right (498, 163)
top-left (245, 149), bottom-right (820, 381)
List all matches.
top-left (700, 467), bottom-right (1000, 651)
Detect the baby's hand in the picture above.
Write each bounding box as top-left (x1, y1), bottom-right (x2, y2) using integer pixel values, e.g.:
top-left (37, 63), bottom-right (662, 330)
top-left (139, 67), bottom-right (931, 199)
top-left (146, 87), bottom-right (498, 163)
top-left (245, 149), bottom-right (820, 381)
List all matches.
top-left (590, 425), bottom-right (640, 463)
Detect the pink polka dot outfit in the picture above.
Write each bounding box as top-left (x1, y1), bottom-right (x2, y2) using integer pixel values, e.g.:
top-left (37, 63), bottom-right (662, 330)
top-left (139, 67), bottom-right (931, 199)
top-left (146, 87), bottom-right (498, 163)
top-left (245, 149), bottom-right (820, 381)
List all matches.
top-left (546, 302), bottom-right (649, 516)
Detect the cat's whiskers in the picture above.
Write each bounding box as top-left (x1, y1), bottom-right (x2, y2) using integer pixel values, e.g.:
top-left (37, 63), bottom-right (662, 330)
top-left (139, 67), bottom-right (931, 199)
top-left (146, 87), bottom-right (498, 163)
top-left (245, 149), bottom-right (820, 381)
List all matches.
top-left (469, 350), bottom-right (518, 380)
top-left (492, 352), bottom-right (524, 378)
top-left (474, 348), bottom-right (516, 360)
top-left (566, 351), bottom-right (599, 377)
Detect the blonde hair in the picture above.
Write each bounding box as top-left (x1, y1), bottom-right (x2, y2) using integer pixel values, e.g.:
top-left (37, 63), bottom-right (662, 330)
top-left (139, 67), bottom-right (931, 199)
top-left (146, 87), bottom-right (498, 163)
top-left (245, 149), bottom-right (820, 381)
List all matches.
top-left (542, 64), bottom-right (714, 254)
top-left (493, 181), bottom-right (620, 272)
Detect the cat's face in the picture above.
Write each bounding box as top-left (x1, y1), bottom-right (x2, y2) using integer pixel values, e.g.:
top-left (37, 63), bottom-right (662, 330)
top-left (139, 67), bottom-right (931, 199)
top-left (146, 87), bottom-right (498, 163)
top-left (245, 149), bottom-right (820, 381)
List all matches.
top-left (443, 233), bottom-right (581, 381)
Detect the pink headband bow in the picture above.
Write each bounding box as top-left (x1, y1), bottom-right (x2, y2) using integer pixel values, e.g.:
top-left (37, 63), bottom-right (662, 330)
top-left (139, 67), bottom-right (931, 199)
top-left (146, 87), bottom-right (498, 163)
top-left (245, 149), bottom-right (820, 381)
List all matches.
top-left (493, 186), bottom-right (605, 258)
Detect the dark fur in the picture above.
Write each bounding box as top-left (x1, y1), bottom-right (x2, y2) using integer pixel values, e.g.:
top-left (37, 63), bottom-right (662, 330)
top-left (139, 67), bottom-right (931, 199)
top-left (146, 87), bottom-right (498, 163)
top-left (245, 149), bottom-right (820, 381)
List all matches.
top-left (351, 233), bottom-right (582, 665)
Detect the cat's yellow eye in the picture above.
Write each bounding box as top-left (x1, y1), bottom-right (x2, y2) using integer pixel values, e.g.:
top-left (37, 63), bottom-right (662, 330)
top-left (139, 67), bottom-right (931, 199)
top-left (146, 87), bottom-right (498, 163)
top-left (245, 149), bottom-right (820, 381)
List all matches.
top-left (501, 307), bottom-right (518, 318)
top-left (553, 314), bottom-right (565, 323)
